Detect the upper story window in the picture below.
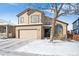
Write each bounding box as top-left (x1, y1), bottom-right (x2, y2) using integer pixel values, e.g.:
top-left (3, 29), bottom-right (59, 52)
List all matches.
top-left (76, 20), bottom-right (78, 26)
top-left (73, 20), bottom-right (79, 30)
top-left (31, 15), bottom-right (39, 23)
top-left (19, 17), bottom-right (24, 23)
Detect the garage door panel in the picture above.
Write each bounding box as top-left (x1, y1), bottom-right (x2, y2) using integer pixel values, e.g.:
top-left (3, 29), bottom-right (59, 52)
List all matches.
top-left (20, 29), bottom-right (37, 39)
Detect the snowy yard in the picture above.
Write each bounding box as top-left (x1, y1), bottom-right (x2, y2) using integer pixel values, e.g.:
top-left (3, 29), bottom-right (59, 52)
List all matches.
top-left (0, 39), bottom-right (79, 56)
top-left (15, 39), bottom-right (79, 56)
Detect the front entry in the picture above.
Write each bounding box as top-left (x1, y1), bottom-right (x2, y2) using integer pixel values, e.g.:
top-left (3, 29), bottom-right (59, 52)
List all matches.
top-left (44, 28), bottom-right (51, 39)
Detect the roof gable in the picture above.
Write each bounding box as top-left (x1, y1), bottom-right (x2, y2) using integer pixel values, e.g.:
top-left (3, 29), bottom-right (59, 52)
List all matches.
top-left (16, 8), bottom-right (68, 25)
top-left (17, 8), bottom-right (43, 17)
top-left (56, 19), bottom-right (68, 25)
top-left (72, 18), bottom-right (79, 24)
top-left (44, 16), bottom-right (68, 25)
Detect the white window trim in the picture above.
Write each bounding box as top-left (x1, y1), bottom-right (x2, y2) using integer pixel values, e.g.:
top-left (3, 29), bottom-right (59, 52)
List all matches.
top-left (19, 17), bottom-right (24, 23)
top-left (31, 15), bottom-right (39, 23)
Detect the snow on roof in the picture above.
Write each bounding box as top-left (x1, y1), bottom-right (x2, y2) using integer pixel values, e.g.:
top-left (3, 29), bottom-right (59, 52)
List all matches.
top-left (0, 19), bottom-right (14, 25)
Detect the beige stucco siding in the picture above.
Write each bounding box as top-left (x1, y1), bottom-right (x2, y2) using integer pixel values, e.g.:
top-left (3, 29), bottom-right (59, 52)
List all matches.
top-left (18, 11), bottom-right (43, 25)
top-left (16, 25), bottom-right (43, 39)
top-left (43, 16), bottom-right (67, 38)
top-left (55, 21), bottom-right (67, 37)
top-left (18, 12), bottom-right (29, 25)
top-left (42, 16), bottom-right (52, 25)
top-left (29, 11), bottom-right (42, 24)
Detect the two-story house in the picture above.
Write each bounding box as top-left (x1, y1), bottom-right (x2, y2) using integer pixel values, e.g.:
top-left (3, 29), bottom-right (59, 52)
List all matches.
top-left (72, 18), bottom-right (79, 34)
top-left (15, 8), bottom-right (68, 40)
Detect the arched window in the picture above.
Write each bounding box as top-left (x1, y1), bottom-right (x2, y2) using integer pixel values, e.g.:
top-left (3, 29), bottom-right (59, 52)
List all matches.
top-left (55, 24), bottom-right (63, 35)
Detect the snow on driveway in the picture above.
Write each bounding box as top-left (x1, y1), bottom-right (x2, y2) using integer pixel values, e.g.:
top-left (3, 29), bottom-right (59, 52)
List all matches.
top-left (15, 40), bottom-right (79, 56)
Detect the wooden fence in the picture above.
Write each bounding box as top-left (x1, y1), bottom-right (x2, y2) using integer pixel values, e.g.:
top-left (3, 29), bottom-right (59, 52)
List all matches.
top-left (67, 33), bottom-right (73, 39)
top-left (67, 33), bottom-right (79, 41)
top-left (73, 35), bottom-right (79, 41)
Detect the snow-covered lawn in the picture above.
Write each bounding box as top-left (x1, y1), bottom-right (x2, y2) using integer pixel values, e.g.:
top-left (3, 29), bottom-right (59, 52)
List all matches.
top-left (15, 39), bottom-right (79, 56)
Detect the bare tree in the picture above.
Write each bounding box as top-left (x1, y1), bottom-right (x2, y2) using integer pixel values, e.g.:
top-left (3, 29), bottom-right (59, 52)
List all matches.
top-left (28, 3), bottom-right (79, 41)
top-left (49, 3), bottom-right (64, 41)
top-left (49, 3), bottom-right (79, 41)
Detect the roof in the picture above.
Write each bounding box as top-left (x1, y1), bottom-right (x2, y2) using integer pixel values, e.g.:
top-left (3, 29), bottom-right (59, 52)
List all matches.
top-left (72, 18), bottom-right (79, 24)
top-left (44, 16), bottom-right (68, 25)
top-left (56, 19), bottom-right (68, 25)
top-left (17, 8), bottom-right (68, 25)
top-left (0, 19), bottom-right (9, 25)
top-left (44, 16), bottom-right (52, 20)
top-left (16, 8), bottom-right (44, 17)
top-left (15, 23), bottom-right (43, 27)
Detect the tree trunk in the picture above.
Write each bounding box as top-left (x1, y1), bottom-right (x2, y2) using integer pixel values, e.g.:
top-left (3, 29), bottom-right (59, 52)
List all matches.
top-left (50, 3), bottom-right (64, 42)
top-left (50, 18), bottom-right (56, 41)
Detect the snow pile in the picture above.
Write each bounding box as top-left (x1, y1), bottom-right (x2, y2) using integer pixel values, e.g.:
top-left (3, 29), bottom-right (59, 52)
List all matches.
top-left (15, 40), bottom-right (79, 56)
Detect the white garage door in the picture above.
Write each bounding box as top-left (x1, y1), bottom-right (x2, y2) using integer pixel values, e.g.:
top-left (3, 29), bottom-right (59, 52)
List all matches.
top-left (20, 29), bottom-right (37, 39)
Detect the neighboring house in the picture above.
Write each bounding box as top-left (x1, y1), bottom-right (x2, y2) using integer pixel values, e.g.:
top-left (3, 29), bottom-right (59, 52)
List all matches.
top-left (0, 19), bottom-right (15, 38)
top-left (72, 18), bottom-right (79, 34)
top-left (15, 8), bottom-right (68, 40)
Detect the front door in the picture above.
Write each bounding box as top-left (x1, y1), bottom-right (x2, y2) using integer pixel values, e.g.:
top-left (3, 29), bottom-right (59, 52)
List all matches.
top-left (44, 28), bottom-right (50, 38)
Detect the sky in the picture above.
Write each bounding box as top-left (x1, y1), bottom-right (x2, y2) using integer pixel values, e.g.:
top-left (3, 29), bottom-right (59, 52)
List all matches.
top-left (0, 3), bottom-right (79, 31)
top-left (55, 0), bottom-right (79, 3)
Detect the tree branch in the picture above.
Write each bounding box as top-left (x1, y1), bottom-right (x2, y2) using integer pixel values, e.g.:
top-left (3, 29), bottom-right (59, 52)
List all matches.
top-left (56, 13), bottom-right (65, 18)
top-left (57, 3), bottom-right (64, 15)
